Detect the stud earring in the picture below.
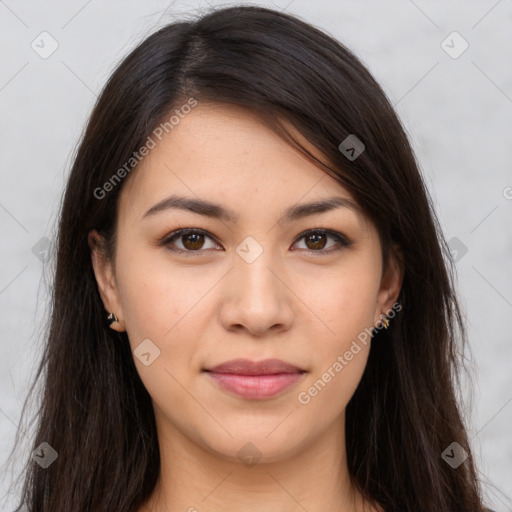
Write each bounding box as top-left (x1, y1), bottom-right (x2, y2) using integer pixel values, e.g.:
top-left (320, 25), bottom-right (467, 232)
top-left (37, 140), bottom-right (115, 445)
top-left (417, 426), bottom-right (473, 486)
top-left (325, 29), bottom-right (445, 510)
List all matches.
top-left (107, 312), bottom-right (118, 326)
top-left (381, 316), bottom-right (390, 329)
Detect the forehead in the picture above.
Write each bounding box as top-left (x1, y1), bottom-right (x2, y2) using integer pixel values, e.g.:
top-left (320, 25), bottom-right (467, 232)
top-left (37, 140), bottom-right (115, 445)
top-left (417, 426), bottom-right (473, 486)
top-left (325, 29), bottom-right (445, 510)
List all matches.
top-left (118, 102), bottom-right (368, 230)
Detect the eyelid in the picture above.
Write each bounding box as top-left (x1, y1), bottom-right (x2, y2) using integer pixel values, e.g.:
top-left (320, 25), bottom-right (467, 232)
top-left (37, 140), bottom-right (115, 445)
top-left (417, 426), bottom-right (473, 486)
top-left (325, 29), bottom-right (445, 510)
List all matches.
top-left (160, 227), bottom-right (352, 255)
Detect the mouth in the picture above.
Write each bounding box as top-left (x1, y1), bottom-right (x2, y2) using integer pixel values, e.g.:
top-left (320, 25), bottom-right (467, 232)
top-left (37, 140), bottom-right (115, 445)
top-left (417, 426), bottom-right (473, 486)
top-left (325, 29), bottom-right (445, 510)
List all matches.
top-left (203, 358), bottom-right (307, 400)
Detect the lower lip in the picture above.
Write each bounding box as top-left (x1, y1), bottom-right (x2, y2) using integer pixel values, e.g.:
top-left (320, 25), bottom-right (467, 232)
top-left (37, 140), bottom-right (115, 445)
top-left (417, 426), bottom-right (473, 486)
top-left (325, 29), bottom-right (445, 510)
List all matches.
top-left (205, 372), bottom-right (304, 400)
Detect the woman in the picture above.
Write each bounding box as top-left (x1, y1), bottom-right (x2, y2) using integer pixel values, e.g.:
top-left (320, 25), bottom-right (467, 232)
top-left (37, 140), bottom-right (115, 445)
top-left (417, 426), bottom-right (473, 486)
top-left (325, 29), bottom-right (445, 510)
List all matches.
top-left (7, 4), bottom-right (494, 511)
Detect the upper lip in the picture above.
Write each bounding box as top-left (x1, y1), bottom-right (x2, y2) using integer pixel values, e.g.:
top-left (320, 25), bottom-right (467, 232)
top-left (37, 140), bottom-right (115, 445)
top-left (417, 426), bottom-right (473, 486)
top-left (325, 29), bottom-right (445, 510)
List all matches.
top-left (204, 358), bottom-right (305, 375)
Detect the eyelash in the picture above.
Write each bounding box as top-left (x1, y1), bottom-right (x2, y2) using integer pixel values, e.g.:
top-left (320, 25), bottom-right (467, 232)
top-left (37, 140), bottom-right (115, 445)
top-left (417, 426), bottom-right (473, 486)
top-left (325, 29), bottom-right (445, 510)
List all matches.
top-left (160, 227), bottom-right (352, 256)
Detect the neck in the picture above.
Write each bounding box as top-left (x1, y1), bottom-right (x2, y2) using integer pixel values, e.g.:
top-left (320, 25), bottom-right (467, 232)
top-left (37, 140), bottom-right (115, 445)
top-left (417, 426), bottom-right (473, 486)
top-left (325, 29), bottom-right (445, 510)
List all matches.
top-left (140, 406), bottom-right (378, 512)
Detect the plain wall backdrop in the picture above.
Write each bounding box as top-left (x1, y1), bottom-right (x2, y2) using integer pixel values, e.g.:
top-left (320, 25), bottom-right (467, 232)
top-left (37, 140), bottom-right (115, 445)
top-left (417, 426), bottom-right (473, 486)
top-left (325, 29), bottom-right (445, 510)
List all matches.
top-left (1, 0), bottom-right (511, 510)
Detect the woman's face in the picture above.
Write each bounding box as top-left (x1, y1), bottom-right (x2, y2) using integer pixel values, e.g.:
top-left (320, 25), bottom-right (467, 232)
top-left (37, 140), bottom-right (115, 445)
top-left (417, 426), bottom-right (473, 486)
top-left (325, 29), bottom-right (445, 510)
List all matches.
top-left (90, 102), bottom-right (402, 464)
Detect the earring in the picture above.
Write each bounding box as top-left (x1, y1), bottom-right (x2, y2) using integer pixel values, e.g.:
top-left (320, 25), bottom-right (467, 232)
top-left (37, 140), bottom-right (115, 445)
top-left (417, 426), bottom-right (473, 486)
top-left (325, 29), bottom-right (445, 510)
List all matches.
top-left (107, 312), bottom-right (118, 326)
top-left (381, 316), bottom-right (390, 329)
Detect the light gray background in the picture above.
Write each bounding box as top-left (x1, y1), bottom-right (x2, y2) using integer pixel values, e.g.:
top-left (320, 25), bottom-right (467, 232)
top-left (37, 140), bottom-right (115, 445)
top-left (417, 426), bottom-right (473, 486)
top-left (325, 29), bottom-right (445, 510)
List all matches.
top-left (1, 1), bottom-right (511, 510)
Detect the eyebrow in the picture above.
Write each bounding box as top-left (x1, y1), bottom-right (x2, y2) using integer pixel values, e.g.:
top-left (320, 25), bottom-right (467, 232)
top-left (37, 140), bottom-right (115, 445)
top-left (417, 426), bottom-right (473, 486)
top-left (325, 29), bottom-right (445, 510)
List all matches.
top-left (141, 194), bottom-right (362, 224)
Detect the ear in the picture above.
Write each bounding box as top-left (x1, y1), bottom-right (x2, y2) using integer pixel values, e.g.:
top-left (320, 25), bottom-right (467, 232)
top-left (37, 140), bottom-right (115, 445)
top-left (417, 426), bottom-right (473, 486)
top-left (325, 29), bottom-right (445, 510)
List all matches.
top-left (88, 230), bottom-right (125, 332)
top-left (374, 244), bottom-right (404, 326)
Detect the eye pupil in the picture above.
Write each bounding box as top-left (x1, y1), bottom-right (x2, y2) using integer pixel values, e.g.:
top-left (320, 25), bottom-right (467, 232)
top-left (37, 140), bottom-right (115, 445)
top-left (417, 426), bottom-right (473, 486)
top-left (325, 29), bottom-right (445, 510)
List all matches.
top-left (183, 233), bottom-right (204, 250)
top-left (306, 233), bottom-right (327, 250)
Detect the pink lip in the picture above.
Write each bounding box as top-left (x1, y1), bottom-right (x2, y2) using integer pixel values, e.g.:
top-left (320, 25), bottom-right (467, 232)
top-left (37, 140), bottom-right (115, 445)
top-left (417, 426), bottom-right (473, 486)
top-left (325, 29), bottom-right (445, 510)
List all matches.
top-left (204, 358), bottom-right (306, 400)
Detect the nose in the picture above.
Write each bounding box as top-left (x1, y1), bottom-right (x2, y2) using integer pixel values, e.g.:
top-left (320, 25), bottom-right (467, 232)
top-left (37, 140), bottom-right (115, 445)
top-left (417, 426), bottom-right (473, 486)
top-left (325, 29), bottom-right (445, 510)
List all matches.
top-left (219, 248), bottom-right (295, 337)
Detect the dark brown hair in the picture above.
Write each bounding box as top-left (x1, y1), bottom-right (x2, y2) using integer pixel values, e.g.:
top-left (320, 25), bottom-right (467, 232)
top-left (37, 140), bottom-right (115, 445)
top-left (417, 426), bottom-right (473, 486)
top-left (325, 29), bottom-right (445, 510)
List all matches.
top-left (6, 4), bottom-right (487, 511)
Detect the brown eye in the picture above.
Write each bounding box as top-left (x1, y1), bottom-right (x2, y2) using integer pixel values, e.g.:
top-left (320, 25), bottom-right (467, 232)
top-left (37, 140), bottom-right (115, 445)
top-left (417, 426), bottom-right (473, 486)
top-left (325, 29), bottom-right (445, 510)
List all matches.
top-left (163, 228), bottom-right (219, 254)
top-left (181, 232), bottom-right (205, 250)
top-left (293, 229), bottom-right (350, 254)
top-left (162, 227), bottom-right (350, 256)
top-left (304, 232), bottom-right (328, 250)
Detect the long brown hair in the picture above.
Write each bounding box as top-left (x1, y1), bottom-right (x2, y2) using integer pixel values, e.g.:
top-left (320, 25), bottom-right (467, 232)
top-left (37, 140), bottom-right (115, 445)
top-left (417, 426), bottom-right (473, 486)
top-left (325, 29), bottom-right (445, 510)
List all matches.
top-left (6, 5), bottom-right (487, 511)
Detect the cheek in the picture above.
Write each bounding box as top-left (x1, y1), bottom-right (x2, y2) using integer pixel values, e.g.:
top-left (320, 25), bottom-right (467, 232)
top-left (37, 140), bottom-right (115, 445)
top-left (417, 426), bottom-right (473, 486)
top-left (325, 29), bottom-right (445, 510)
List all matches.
top-left (296, 272), bottom-right (378, 418)
top-left (113, 242), bottom-right (186, 360)
top-left (114, 243), bottom-right (210, 373)
top-left (114, 250), bottom-right (204, 411)
top-left (310, 264), bottom-right (380, 348)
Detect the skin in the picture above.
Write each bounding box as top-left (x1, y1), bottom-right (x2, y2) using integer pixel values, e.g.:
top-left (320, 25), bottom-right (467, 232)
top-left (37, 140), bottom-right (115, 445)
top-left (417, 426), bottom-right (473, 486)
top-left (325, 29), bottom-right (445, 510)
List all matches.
top-left (89, 102), bottom-right (402, 512)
